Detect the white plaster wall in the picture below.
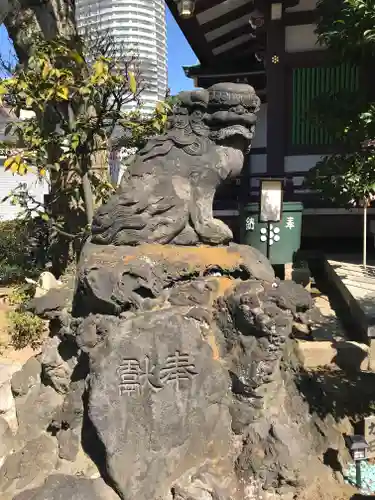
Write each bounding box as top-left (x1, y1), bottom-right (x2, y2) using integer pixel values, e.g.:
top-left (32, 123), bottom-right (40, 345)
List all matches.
top-left (252, 103), bottom-right (267, 148)
top-left (249, 154), bottom-right (266, 189)
top-left (250, 177), bottom-right (260, 189)
top-left (285, 24), bottom-right (326, 52)
top-left (0, 159), bottom-right (49, 221)
top-left (250, 154), bottom-right (267, 174)
top-left (285, 0), bottom-right (317, 12)
top-left (284, 155), bottom-right (323, 172)
top-left (19, 110), bottom-right (35, 119)
top-left (292, 176), bottom-right (304, 186)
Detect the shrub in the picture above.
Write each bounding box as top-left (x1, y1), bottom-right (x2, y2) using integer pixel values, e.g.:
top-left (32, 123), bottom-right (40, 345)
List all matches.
top-left (8, 283), bottom-right (35, 306)
top-left (7, 311), bottom-right (45, 349)
top-left (0, 263), bottom-right (27, 285)
top-left (0, 218), bottom-right (48, 285)
top-left (6, 283), bottom-right (45, 349)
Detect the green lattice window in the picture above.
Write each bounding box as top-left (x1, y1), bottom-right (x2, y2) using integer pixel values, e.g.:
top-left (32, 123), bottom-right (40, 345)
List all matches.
top-left (291, 63), bottom-right (359, 147)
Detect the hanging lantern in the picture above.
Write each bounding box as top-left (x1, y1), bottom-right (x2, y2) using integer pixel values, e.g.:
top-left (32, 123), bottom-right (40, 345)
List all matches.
top-left (249, 8), bottom-right (264, 29)
top-left (178, 0), bottom-right (196, 19)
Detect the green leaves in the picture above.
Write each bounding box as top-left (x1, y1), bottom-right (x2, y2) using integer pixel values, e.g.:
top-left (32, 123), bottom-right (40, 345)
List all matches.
top-left (306, 98), bottom-right (375, 205)
top-left (94, 59), bottom-right (106, 76)
top-left (307, 151), bottom-right (375, 207)
top-left (90, 58), bottom-right (110, 85)
top-left (42, 62), bottom-right (51, 80)
top-left (317, 0), bottom-right (375, 60)
top-left (1, 33), bottom-right (154, 237)
top-left (57, 87), bottom-right (69, 100)
top-left (4, 155), bottom-right (29, 176)
top-left (128, 71), bottom-right (137, 94)
top-left (71, 134), bottom-right (80, 151)
top-left (25, 96), bottom-right (34, 108)
top-left (69, 50), bottom-right (85, 65)
top-left (310, 0), bottom-right (375, 206)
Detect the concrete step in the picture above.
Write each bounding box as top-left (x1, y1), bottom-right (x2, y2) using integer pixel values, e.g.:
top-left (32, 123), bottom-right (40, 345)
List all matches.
top-left (296, 339), bottom-right (370, 371)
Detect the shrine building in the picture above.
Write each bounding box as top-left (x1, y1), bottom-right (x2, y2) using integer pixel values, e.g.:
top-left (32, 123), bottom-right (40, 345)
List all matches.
top-left (166, 0), bottom-right (366, 248)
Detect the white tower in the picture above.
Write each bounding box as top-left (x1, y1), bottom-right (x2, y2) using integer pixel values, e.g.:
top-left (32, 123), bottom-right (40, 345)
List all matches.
top-left (75, 0), bottom-right (168, 115)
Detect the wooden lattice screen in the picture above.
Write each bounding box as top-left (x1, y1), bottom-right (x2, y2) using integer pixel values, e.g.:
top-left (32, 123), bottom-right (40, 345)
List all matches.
top-left (291, 63), bottom-right (359, 146)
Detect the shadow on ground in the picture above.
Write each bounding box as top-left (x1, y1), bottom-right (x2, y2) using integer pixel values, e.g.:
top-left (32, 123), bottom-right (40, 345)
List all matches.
top-left (296, 366), bottom-right (375, 422)
top-left (292, 259), bottom-right (375, 422)
top-left (309, 256), bottom-right (375, 344)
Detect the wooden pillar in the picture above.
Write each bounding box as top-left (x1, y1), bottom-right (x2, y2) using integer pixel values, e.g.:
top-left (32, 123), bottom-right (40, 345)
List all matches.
top-left (240, 152), bottom-right (251, 207)
top-left (265, 4), bottom-right (288, 274)
top-left (266, 2), bottom-right (286, 175)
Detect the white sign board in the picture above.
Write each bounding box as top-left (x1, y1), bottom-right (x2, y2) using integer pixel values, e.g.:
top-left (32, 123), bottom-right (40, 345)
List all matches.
top-left (260, 180), bottom-right (283, 223)
top-left (364, 415), bottom-right (375, 458)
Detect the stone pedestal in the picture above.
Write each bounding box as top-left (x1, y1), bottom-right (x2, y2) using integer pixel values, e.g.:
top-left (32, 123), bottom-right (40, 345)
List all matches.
top-left (0, 242), bottom-right (355, 499)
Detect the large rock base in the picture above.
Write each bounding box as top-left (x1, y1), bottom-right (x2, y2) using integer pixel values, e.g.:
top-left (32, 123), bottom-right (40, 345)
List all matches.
top-left (0, 244), bottom-right (356, 499)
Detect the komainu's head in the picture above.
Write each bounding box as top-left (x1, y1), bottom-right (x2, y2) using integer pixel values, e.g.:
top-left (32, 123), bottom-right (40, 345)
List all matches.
top-left (175, 82), bottom-right (260, 147)
top-left (139, 83), bottom-right (261, 160)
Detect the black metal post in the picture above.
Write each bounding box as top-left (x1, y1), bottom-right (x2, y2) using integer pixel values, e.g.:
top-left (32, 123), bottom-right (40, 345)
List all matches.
top-left (267, 221), bottom-right (271, 259)
top-left (356, 460), bottom-right (362, 488)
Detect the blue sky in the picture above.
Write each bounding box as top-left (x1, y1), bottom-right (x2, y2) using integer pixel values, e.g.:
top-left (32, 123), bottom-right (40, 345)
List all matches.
top-left (0, 6), bottom-right (197, 95)
top-left (166, 7), bottom-right (197, 95)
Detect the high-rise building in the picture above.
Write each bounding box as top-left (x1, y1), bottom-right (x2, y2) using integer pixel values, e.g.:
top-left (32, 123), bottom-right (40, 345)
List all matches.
top-left (75, 0), bottom-right (168, 115)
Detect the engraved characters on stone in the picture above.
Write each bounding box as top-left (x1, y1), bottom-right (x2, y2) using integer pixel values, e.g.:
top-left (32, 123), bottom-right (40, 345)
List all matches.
top-left (117, 351), bottom-right (198, 396)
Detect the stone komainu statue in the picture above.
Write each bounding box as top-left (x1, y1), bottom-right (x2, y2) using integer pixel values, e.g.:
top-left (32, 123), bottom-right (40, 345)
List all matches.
top-left (91, 83), bottom-right (260, 246)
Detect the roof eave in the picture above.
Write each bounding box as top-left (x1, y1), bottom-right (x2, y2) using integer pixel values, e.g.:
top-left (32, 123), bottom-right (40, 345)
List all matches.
top-left (166, 0), bottom-right (213, 65)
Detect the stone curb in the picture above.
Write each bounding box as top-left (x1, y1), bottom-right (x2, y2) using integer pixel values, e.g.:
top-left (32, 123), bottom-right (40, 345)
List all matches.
top-left (322, 259), bottom-right (370, 344)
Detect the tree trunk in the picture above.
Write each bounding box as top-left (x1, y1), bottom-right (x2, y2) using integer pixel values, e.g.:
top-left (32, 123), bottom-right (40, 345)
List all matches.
top-left (91, 135), bottom-right (110, 209)
top-left (3, 0), bottom-right (84, 277)
top-left (0, 0), bottom-right (15, 24)
top-left (4, 0), bottom-right (78, 58)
